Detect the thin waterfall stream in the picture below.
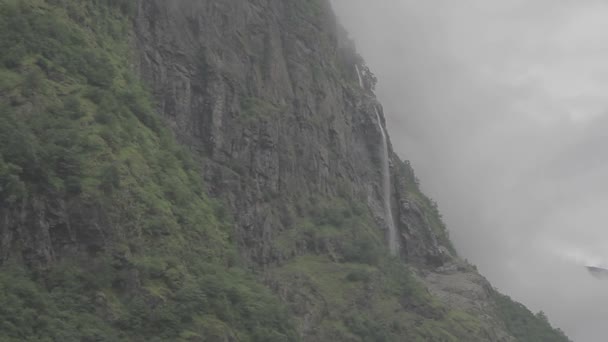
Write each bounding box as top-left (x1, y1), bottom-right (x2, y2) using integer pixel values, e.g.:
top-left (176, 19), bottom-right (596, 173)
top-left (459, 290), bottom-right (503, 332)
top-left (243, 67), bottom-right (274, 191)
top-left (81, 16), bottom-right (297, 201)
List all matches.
top-left (355, 64), bottom-right (364, 88)
top-left (374, 107), bottom-right (399, 255)
top-left (356, 64), bottom-right (399, 255)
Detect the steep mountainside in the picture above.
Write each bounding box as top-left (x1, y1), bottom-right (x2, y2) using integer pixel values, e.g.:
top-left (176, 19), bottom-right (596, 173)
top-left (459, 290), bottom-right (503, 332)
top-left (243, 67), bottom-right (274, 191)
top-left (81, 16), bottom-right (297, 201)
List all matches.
top-left (0, 0), bottom-right (570, 341)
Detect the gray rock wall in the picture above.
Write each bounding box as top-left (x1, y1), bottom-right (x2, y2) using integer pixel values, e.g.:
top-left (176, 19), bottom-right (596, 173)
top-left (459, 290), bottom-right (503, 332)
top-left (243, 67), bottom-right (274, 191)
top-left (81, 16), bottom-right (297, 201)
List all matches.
top-left (133, 0), bottom-right (450, 266)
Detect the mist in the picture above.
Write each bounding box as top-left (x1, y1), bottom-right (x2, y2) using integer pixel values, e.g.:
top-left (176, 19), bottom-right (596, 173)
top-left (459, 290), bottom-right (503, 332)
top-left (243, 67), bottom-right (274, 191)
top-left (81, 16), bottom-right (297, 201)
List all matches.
top-left (331, 1), bottom-right (608, 341)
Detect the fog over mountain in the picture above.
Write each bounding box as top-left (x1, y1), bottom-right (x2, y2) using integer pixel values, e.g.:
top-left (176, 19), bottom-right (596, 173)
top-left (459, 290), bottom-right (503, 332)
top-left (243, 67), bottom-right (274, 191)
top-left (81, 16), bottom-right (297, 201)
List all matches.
top-left (332, 1), bottom-right (608, 341)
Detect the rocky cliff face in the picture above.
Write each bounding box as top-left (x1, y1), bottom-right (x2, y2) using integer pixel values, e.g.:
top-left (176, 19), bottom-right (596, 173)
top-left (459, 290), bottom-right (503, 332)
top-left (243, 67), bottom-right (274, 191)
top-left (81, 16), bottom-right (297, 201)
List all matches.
top-left (131, 0), bottom-right (516, 339)
top-left (0, 0), bottom-right (571, 341)
top-left (133, 0), bottom-right (449, 267)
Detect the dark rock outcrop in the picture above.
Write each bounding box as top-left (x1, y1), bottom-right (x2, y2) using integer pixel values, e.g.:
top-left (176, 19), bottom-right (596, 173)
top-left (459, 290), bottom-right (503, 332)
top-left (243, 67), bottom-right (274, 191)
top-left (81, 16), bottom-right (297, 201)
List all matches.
top-left (132, 0), bottom-right (450, 267)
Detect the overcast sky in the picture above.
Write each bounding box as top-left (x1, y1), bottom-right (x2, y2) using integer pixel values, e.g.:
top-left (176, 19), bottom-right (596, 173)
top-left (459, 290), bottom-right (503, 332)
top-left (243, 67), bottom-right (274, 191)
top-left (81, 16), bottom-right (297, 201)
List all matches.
top-left (331, 1), bottom-right (608, 341)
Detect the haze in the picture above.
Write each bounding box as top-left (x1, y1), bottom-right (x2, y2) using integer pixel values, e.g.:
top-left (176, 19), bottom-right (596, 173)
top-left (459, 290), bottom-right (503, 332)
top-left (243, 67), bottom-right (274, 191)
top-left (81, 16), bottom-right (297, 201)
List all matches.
top-left (331, 1), bottom-right (608, 341)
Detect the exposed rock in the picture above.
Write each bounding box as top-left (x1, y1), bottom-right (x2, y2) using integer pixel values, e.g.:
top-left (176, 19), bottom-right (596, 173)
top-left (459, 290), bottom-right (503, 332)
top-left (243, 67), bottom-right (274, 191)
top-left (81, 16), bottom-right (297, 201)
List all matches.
top-left (0, 1), bottom-right (569, 340)
top-left (129, 0), bottom-right (524, 340)
top-left (421, 259), bottom-right (515, 341)
top-left (133, 0), bottom-right (450, 268)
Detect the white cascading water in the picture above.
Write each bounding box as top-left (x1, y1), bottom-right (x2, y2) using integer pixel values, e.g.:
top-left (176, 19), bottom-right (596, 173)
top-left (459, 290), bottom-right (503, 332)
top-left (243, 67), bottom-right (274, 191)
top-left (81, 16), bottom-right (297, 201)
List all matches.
top-left (356, 64), bottom-right (399, 255)
top-left (374, 107), bottom-right (399, 255)
top-left (355, 64), bottom-right (364, 88)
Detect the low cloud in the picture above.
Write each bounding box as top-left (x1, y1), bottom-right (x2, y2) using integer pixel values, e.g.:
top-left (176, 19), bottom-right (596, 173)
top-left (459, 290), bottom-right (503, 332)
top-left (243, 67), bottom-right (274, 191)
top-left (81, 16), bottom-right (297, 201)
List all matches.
top-left (332, 1), bottom-right (608, 341)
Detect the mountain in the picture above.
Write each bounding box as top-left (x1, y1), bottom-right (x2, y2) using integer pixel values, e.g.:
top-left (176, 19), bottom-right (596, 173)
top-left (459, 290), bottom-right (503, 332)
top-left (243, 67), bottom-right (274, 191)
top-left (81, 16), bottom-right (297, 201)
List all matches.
top-left (0, 0), bottom-right (571, 341)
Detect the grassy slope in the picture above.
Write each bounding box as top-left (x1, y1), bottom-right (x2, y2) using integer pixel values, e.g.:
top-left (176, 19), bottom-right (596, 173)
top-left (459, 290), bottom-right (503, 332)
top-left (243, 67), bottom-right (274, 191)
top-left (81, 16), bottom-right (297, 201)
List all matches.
top-left (494, 292), bottom-right (571, 342)
top-left (269, 196), bottom-right (486, 341)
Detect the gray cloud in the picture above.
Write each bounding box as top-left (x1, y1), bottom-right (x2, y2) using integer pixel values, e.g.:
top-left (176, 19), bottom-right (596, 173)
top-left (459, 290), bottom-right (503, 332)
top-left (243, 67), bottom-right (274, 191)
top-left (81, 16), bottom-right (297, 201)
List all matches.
top-left (331, 1), bottom-right (608, 341)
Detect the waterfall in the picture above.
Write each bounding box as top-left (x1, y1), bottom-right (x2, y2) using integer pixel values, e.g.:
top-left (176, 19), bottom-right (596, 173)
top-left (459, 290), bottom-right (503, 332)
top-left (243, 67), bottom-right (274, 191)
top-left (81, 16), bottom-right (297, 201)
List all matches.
top-left (355, 64), bottom-right (364, 88)
top-left (374, 107), bottom-right (399, 255)
top-left (356, 63), bottom-right (398, 254)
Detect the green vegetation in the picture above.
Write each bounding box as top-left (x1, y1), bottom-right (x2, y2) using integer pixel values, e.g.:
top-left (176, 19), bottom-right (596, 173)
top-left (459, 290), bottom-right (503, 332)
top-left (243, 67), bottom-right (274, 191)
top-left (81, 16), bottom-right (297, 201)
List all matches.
top-left (396, 158), bottom-right (457, 255)
top-left (0, 0), bottom-right (296, 340)
top-left (272, 255), bottom-right (486, 341)
top-left (295, 0), bottom-right (324, 18)
top-left (271, 196), bottom-right (487, 341)
top-left (494, 293), bottom-right (571, 342)
top-left (0, 0), bottom-right (572, 341)
top-left (239, 97), bottom-right (280, 123)
top-left (0, 260), bottom-right (296, 341)
top-left (273, 196), bottom-right (383, 264)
